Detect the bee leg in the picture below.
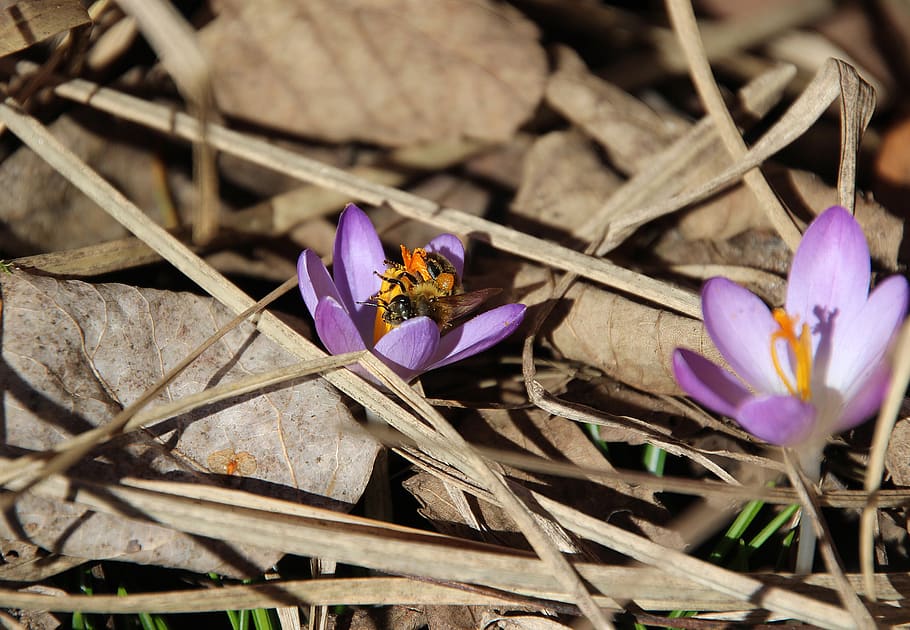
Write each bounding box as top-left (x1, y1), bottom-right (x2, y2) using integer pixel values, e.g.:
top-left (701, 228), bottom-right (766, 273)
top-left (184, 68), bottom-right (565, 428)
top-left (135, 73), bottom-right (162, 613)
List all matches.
top-left (435, 273), bottom-right (456, 293)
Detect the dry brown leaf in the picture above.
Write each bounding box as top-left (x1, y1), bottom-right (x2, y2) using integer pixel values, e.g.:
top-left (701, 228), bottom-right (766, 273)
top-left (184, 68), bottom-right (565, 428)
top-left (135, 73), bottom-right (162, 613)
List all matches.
top-left (674, 167), bottom-right (904, 269)
top-left (480, 613), bottom-right (569, 630)
top-left (813, 5), bottom-right (894, 104)
top-left (489, 260), bottom-right (711, 395)
top-left (0, 539), bottom-right (85, 582)
top-left (345, 606), bottom-right (426, 630)
top-left (0, 272), bottom-right (379, 574)
top-left (545, 46), bottom-right (685, 176)
top-left (465, 254), bottom-right (708, 396)
top-left (199, 0), bottom-right (547, 146)
top-left (463, 133), bottom-right (534, 190)
top-left (884, 418), bottom-right (910, 487)
top-left (1, 492), bottom-right (281, 577)
top-left (0, 114), bottom-right (195, 256)
top-left (657, 219), bottom-right (794, 274)
top-left (423, 605), bottom-right (490, 630)
top-left (511, 130), bottom-right (621, 245)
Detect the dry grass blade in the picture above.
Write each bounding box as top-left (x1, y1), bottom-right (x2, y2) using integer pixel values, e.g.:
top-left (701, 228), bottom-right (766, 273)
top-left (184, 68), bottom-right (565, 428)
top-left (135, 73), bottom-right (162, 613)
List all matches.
top-left (783, 450), bottom-right (875, 628)
top-left (115, 0), bottom-right (220, 244)
top-left (580, 62), bottom-right (797, 256)
top-left (533, 493), bottom-right (855, 629)
top-left (13, 467), bottom-right (909, 619)
top-left (665, 0), bottom-right (801, 250)
top-left (29, 66), bottom-right (700, 318)
top-left (637, 58), bottom-right (863, 233)
top-left (0, 0), bottom-right (89, 57)
top-left (526, 381), bottom-right (739, 483)
top-left (124, 351), bottom-right (364, 432)
top-left (0, 578), bottom-right (535, 614)
top-left (862, 319), bottom-right (910, 599)
top-left (357, 353), bottom-right (616, 629)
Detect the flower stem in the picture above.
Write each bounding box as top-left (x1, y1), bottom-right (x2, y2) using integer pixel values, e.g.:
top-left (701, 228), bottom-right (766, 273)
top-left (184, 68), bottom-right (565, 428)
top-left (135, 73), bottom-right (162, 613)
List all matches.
top-left (794, 449), bottom-right (822, 574)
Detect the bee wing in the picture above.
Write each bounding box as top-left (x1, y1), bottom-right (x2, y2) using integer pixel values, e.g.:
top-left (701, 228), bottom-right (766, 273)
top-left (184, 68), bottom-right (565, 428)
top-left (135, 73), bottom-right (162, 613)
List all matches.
top-left (434, 287), bottom-right (502, 321)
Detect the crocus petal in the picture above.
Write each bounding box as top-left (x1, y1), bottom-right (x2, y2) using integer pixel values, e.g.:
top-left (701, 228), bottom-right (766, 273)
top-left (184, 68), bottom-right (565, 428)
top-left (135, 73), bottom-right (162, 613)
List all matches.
top-left (425, 234), bottom-right (465, 280)
top-left (735, 395), bottom-right (817, 446)
top-left (701, 277), bottom-right (784, 394)
top-left (835, 357), bottom-right (893, 432)
top-left (298, 250), bottom-right (343, 319)
top-left (786, 206), bottom-right (870, 326)
top-left (672, 349), bottom-right (753, 418)
top-left (333, 204), bottom-right (387, 338)
top-left (828, 274), bottom-right (909, 389)
top-left (314, 297), bottom-right (367, 356)
top-left (373, 317), bottom-right (440, 380)
top-left (427, 304), bottom-right (525, 370)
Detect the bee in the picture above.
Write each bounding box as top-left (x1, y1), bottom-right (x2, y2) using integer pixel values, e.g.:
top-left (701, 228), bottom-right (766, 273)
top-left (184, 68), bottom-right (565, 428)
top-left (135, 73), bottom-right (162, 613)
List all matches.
top-left (367, 246), bottom-right (500, 339)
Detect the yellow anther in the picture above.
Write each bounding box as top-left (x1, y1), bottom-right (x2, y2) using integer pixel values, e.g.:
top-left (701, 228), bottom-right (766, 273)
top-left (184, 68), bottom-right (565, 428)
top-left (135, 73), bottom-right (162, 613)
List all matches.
top-left (770, 308), bottom-right (813, 400)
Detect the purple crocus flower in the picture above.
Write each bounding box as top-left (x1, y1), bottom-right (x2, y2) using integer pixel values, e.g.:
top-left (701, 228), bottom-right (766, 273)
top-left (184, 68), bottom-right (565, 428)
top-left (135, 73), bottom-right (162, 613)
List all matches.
top-left (297, 204), bottom-right (526, 382)
top-left (673, 206), bottom-right (908, 446)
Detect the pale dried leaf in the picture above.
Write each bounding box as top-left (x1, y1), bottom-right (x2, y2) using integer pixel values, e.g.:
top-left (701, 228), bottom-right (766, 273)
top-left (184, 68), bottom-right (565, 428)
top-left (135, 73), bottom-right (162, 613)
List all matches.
top-left (546, 46), bottom-right (685, 175)
top-left (0, 272), bottom-right (379, 574)
top-left (769, 11), bottom-right (892, 106)
top-left (0, 539), bottom-right (84, 582)
top-left (481, 613), bottom-right (569, 630)
top-left (346, 606), bottom-right (426, 630)
top-left (0, 115), bottom-right (195, 256)
top-left (675, 167), bottom-right (904, 269)
top-left (511, 130), bottom-right (621, 244)
top-left (463, 133), bottom-right (533, 190)
top-left (492, 260), bottom-right (711, 395)
top-left (200, 0), bottom-right (547, 146)
top-left (885, 419), bottom-right (910, 487)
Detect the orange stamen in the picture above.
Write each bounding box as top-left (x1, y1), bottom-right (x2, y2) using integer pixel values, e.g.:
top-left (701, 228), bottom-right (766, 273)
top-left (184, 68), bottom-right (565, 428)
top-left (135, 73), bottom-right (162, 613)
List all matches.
top-left (770, 308), bottom-right (813, 400)
top-left (401, 245), bottom-right (430, 279)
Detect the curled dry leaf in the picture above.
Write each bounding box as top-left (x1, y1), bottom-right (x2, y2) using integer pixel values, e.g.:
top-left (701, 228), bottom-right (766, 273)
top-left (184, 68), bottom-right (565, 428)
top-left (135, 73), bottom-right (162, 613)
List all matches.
top-left (0, 272), bottom-right (379, 575)
top-left (200, 0), bottom-right (547, 146)
top-left (654, 227), bottom-right (790, 306)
